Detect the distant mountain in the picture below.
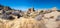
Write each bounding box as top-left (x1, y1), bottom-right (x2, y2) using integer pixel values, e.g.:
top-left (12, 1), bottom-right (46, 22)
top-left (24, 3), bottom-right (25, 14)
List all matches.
top-left (0, 4), bottom-right (14, 10)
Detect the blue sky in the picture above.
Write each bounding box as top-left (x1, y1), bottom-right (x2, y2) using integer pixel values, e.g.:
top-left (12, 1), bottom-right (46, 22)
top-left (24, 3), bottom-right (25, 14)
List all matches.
top-left (0, 0), bottom-right (60, 10)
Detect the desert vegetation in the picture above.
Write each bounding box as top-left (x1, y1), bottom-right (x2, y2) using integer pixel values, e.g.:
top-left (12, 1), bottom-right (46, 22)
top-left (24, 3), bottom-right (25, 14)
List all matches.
top-left (0, 5), bottom-right (60, 28)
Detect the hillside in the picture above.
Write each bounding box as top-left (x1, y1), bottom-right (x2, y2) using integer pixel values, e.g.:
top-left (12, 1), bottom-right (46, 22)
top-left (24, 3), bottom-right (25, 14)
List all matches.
top-left (0, 5), bottom-right (60, 28)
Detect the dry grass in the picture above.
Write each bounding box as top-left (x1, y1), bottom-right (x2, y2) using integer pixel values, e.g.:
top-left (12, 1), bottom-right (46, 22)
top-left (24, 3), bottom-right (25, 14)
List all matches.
top-left (0, 17), bottom-right (60, 28)
top-left (0, 11), bottom-right (60, 28)
top-left (0, 17), bottom-right (46, 28)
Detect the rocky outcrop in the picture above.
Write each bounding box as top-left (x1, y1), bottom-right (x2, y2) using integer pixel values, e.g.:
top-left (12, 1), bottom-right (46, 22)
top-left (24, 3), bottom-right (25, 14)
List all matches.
top-left (0, 5), bottom-right (60, 28)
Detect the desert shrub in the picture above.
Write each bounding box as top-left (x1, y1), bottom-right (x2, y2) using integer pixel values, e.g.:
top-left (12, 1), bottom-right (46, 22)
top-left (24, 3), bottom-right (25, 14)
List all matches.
top-left (2, 14), bottom-right (15, 20)
top-left (12, 11), bottom-right (22, 18)
top-left (40, 10), bottom-right (43, 13)
top-left (50, 16), bottom-right (54, 18)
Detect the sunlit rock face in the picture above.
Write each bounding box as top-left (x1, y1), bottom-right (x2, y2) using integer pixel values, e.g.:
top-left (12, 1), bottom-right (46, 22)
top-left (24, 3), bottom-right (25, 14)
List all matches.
top-left (56, 15), bottom-right (60, 21)
top-left (34, 14), bottom-right (44, 21)
top-left (44, 11), bottom-right (59, 19)
top-left (41, 10), bottom-right (60, 28)
top-left (45, 19), bottom-right (58, 28)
